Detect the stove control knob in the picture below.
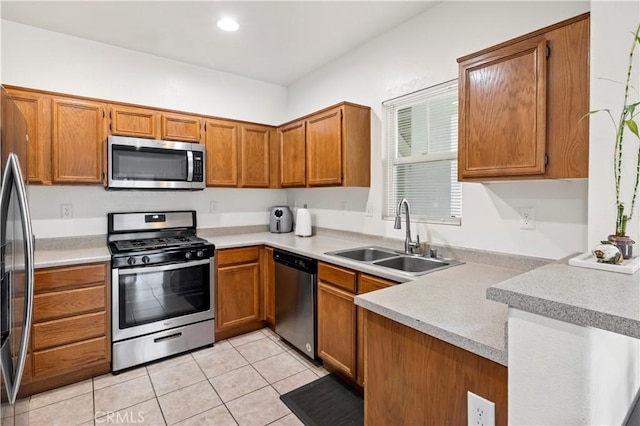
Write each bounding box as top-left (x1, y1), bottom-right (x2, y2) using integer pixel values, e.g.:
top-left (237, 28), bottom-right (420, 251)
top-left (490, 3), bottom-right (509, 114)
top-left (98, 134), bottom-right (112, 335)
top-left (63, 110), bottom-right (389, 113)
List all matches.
top-left (127, 257), bottom-right (136, 266)
top-left (185, 252), bottom-right (192, 259)
top-left (196, 250), bottom-right (204, 258)
top-left (142, 256), bottom-right (150, 264)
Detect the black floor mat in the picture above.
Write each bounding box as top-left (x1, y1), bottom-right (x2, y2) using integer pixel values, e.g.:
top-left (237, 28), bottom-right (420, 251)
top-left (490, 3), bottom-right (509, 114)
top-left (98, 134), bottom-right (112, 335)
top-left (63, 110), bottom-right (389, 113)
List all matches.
top-left (280, 374), bottom-right (364, 426)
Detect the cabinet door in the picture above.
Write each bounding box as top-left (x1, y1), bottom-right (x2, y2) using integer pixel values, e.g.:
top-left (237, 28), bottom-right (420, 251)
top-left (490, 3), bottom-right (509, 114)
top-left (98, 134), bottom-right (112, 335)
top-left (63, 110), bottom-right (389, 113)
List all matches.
top-left (356, 274), bottom-right (394, 387)
top-left (161, 113), bottom-right (202, 143)
top-left (263, 247), bottom-right (275, 325)
top-left (240, 125), bottom-right (271, 188)
top-left (52, 97), bottom-right (106, 184)
top-left (306, 107), bottom-right (343, 186)
top-left (216, 262), bottom-right (261, 332)
top-left (204, 119), bottom-right (238, 187)
top-left (278, 121), bottom-right (306, 187)
top-left (458, 37), bottom-right (547, 179)
top-left (109, 105), bottom-right (158, 139)
top-left (6, 89), bottom-right (52, 184)
top-left (317, 281), bottom-right (356, 379)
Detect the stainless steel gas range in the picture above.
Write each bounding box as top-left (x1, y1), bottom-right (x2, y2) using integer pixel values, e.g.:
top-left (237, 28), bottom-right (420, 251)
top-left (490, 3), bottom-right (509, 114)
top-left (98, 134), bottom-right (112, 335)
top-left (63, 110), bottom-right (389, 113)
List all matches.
top-left (107, 210), bottom-right (215, 373)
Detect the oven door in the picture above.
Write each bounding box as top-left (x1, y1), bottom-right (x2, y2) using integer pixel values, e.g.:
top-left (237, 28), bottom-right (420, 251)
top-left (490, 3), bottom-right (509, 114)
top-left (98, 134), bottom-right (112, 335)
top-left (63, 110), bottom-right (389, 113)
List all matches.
top-left (112, 258), bottom-right (214, 342)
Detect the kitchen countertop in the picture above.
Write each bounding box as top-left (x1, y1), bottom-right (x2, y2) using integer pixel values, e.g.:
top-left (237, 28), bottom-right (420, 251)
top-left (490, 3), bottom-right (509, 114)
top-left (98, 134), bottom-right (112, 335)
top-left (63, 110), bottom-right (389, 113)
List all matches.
top-left (34, 231), bottom-right (524, 366)
top-left (487, 258), bottom-right (640, 340)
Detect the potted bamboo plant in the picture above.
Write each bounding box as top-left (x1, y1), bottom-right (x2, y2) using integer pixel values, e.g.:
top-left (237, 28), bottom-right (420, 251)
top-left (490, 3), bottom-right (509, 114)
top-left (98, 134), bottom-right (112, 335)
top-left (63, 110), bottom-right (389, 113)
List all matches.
top-left (593, 24), bottom-right (640, 259)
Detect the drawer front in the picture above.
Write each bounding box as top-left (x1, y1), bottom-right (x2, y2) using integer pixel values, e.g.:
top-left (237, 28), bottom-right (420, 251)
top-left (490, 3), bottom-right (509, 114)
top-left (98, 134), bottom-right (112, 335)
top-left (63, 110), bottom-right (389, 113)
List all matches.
top-left (318, 262), bottom-right (356, 293)
top-left (35, 263), bottom-right (107, 292)
top-left (358, 274), bottom-right (395, 294)
top-left (33, 336), bottom-right (108, 378)
top-left (217, 246), bottom-right (261, 266)
top-left (32, 311), bottom-right (106, 351)
top-left (34, 285), bottom-right (105, 322)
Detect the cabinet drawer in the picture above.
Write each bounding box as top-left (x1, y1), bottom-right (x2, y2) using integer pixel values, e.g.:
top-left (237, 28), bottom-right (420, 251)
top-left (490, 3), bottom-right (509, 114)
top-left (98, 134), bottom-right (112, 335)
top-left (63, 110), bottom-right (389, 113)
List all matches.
top-left (217, 247), bottom-right (260, 266)
top-left (32, 311), bottom-right (106, 351)
top-left (358, 274), bottom-right (395, 294)
top-left (34, 285), bottom-right (105, 322)
top-left (35, 263), bottom-right (107, 292)
top-left (318, 262), bottom-right (356, 293)
top-left (33, 336), bottom-right (108, 378)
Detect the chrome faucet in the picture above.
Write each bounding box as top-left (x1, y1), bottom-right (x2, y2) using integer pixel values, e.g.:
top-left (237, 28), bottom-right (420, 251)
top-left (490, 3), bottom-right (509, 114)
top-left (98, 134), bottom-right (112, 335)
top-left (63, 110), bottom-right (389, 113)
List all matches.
top-left (394, 198), bottom-right (420, 254)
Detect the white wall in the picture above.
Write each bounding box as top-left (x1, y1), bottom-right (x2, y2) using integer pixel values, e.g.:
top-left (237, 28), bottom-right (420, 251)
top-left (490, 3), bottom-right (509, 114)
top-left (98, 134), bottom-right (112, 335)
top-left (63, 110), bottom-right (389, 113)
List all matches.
top-left (285, 1), bottom-right (590, 260)
top-left (508, 309), bottom-right (640, 424)
top-left (1, 20), bottom-right (288, 237)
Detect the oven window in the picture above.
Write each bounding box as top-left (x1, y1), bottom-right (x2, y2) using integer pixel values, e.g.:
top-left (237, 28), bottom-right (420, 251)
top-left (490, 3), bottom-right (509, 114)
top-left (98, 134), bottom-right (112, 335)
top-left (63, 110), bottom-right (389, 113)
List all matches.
top-left (112, 145), bottom-right (188, 181)
top-left (118, 263), bottom-right (210, 329)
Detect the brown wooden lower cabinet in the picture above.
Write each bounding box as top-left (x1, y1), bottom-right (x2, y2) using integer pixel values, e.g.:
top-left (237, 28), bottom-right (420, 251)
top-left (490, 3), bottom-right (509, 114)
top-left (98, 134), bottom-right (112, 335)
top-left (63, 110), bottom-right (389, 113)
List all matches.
top-left (19, 262), bottom-right (111, 397)
top-left (364, 310), bottom-right (508, 425)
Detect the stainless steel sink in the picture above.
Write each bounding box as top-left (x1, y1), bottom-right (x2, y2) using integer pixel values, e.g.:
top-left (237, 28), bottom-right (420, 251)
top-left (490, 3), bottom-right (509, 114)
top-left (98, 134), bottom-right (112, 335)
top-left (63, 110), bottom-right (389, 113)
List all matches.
top-left (325, 246), bottom-right (463, 277)
top-left (373, 256), bottom-right (457, 274)
top-left (326, 246), bottom-right (399, 262)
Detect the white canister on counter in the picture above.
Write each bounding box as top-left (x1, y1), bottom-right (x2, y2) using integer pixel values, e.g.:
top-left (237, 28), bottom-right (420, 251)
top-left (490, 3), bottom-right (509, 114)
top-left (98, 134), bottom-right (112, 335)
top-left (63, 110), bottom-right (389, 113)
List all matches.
top-left (295, 205), bottom-right (312, 237)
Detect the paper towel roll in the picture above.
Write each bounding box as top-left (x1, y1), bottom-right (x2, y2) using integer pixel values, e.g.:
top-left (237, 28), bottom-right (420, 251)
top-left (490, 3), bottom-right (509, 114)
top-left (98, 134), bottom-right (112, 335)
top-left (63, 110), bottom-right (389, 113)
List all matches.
top-left (295, 208), bottom-right (312, 237)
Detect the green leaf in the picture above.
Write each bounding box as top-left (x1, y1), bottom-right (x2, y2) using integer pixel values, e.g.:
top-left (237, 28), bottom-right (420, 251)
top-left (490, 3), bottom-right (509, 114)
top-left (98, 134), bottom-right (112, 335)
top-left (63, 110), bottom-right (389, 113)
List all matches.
top-left (626, 119), bottom-right (639, 138)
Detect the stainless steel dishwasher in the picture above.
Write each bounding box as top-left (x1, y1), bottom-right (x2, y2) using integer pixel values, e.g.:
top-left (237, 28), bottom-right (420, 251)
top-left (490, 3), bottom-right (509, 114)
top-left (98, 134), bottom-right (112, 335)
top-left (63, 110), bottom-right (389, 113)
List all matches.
top-left (274, 249), bottom-right (318, 360)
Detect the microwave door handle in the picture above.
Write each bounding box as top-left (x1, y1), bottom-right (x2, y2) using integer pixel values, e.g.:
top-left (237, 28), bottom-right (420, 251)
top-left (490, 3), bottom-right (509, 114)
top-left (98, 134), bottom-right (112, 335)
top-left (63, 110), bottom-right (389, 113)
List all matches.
top-left (0, 154), bottom-right (35, 403)
top-left (187, 151), bottom-right (194, 182)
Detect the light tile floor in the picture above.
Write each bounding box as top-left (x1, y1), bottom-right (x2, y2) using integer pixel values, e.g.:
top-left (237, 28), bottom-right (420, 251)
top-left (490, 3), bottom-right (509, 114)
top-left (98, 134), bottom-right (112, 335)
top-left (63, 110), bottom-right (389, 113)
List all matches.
top-left (3, 328), bottom-right (328, 426)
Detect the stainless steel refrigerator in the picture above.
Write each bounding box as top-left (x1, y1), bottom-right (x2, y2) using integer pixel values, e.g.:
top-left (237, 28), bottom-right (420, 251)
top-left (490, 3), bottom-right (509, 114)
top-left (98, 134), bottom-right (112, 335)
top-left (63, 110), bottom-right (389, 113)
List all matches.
top-left (0, 86), bottom-right (35, 419)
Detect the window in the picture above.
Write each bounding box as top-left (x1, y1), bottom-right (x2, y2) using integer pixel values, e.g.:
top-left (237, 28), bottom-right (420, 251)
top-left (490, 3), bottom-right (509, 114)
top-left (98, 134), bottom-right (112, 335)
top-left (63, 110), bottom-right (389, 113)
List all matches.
top-left (383, 79), bottom-right (461, 225)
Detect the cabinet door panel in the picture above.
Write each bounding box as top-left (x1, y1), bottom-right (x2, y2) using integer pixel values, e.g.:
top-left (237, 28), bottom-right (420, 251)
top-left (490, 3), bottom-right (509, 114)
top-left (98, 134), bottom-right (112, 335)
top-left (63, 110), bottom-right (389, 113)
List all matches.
top-left (263, 247), bottom-right (275, 325)
top-left (205, 119), bottom-right (238, 186)
top-left (52, 98), bottom-right (106, 183)
top-left (306, 108), bottom-right (342, 186)
top-left (110, 105), bottom-right (158, 138)
top-left (7, 89), bottom-right (51, 184)
top-left (240, 125), bottom-right (271, 188)
top-left (317, 281), bottom-right (355, 379)
top-left (161, 114), bottom-right (201, 142)
top-left (279, 121), bottom-right (306, 187)
top-left (216, 262), bottom-right (261, 331)
top-left (459, 38), bottom-right (547, 179)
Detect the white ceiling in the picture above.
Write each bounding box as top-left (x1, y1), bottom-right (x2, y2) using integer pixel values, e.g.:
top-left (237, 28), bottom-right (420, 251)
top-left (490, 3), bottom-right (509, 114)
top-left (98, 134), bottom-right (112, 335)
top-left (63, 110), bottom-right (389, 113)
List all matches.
top-left (1, 1), bottom-right (437, 86)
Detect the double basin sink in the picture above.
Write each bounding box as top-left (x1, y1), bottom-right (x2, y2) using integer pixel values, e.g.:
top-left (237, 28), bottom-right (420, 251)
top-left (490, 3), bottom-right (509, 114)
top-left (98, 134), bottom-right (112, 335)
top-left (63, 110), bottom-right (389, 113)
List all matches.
top-left (325, 246), bottom-right (463, 277)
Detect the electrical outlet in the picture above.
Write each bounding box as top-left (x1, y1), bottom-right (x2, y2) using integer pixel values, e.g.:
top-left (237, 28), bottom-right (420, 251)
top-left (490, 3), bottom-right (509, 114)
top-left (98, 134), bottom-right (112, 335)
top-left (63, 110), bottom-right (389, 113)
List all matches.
top-left (209, 201), bottom-right (217, 213)
top-left (60, 204), bottom-right (73, 219)
top-left (519, 207), bottom-right (535, 230)
top-left (467, 391), bottom-right (495, 426)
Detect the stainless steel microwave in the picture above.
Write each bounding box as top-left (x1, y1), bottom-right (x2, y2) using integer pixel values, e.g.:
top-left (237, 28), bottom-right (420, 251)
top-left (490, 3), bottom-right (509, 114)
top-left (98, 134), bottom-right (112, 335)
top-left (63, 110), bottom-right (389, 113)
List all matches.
top-left (107, 135), bottom-right (205, 190)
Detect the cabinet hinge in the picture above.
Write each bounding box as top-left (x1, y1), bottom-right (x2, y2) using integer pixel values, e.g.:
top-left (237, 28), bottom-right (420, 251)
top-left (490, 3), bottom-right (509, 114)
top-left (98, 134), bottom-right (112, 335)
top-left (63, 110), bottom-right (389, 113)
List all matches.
top-left (544, 154), bottom-right (549, 166)
top-left (341, 172), bottom-right (344, 180)
top-left (103, 111), bottom-right (106, 118)
top-left (204, 122), bottom-right (207, 131)
top-left (340, 109), bottom-right (344, 120)
top-left (546, 45), bottom-right (550, 58)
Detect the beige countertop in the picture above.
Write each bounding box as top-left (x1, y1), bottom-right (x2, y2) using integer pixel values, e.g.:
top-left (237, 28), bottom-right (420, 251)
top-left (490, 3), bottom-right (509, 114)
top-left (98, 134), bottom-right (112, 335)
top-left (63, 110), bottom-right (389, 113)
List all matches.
top-left (34, 231), bottom-right (525, 366)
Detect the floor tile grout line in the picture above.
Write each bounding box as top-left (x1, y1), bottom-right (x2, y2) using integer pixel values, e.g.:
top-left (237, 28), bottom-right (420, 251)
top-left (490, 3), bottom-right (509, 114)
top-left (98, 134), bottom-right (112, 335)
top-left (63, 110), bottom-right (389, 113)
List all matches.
top-left (143, 367), bottom-right (169, 426)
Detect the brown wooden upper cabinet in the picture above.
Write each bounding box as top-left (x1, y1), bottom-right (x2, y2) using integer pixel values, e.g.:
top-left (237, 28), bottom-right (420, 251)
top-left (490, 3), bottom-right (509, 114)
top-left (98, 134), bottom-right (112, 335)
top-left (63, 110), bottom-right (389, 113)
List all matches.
top-left (6, 88), bottom-right (52, 184)
top-left (52, 96), bottom-right (107, 184)
top-left (278, 102), bottom-right (371, 188)
top-left (457, 13), bottom-right (589, 181)
top-left (109, 104), bottom-right (201, 143)
top-left (204, 120), bottom-right (273, 188)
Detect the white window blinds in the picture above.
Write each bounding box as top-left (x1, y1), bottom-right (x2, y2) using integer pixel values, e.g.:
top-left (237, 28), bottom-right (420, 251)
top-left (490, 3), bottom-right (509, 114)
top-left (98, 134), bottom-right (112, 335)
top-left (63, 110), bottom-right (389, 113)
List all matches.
top-left (383, 80), bottom-right (461, 224)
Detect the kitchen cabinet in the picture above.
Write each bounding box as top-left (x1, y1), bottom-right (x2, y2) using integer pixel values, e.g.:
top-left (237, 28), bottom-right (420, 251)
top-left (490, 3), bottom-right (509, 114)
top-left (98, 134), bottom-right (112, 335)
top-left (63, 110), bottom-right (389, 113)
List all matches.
top-left (5, 88), bottom-right (52, 184)
top-left (278, 120), bottom-right (306, 187)
top-left (457, 13), bottom-right (589, 181)
top-left (364, 310), bottom-right (508, 425)
top-left (204, 118), bottom-right (239, 186)
top-left (109, 104), bottom-right (202, 142)
top-left (262, 246), bottom-right (276, 325)
top-left (277, 102), bottom-right (371, 188)
top-left (240, 124), bottom-right (271, 188)
top-left (52, 96), bottom-right (107, 184)
top-left (215, 246), bottom-right (264, 340)
top-left (20, 262), bottom-right (110, 397)
top-left (356, 274), bottom-right (394, 387)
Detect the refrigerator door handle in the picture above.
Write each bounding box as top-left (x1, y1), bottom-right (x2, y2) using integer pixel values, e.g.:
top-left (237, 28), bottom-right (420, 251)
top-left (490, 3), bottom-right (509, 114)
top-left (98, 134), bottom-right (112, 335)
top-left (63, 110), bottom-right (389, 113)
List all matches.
top-left (0, 153), bottom-right (34, 403)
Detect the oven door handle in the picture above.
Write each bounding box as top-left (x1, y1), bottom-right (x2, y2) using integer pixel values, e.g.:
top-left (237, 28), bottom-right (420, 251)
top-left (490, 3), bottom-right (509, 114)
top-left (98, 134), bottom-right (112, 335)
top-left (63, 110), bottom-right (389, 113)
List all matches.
top-left (115, 258), bottom-right (210, 275)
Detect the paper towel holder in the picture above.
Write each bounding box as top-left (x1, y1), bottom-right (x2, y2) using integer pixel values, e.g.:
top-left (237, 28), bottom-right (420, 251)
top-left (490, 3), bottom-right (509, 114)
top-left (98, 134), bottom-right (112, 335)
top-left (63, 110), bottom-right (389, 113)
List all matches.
top-left (295, 204), bottom-right (312, 237)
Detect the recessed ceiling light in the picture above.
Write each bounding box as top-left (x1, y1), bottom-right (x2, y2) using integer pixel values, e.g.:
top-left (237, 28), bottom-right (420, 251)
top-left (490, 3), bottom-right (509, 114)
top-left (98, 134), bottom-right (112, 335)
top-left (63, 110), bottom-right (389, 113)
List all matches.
top-left (217, 17), bottom-right (239, 32)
